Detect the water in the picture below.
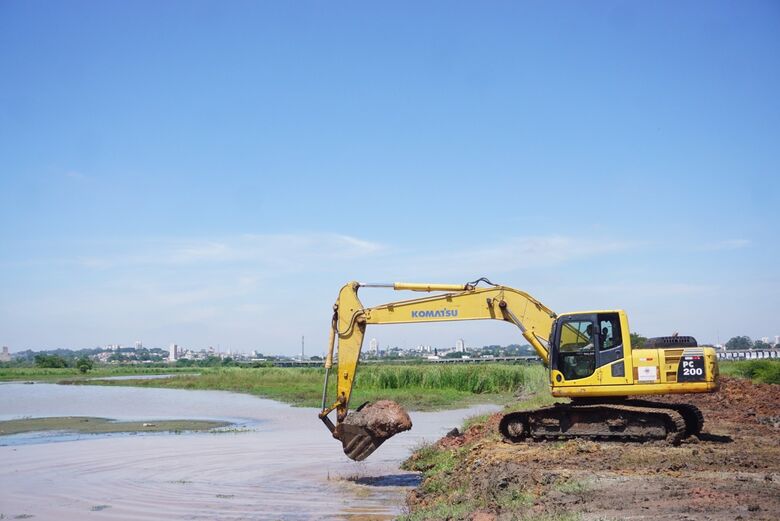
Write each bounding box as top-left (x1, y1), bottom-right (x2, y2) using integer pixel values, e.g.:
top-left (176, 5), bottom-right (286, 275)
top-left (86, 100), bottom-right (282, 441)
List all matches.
top-left (0, 383), bottom-right (498, 520)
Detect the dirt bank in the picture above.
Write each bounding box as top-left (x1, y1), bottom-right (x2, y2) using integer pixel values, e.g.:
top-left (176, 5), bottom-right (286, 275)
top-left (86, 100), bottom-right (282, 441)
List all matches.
top-left (401, 377), bottom-right (780, 520)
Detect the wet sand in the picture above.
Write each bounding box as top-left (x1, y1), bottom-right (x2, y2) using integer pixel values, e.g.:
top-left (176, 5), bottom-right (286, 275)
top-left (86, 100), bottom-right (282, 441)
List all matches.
top-left (0, 383), bottom-right (498, 520)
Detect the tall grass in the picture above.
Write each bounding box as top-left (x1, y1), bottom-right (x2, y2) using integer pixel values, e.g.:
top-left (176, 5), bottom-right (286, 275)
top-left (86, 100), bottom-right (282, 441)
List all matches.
top-left (0, 366), bottom-right (199, 381)
top-left (63, 363), bottom-right (549, 410)
top-left (355, 364), bottom-right (548, 395)
top-left (720, 360), bottom-right (780, 384)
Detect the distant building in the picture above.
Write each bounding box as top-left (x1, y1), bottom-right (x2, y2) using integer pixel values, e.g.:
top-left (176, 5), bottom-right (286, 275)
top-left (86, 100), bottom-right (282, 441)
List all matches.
top-left (369, 338), bottom-right (379, 356)
top-left (456, 338), bottom-right (465, 352)
top-left (0, 346), bottom-right (10, 362)
top-left (135, 341), bottom-right (143, 350)
top-left (169, 343), bottom-right (179, 361)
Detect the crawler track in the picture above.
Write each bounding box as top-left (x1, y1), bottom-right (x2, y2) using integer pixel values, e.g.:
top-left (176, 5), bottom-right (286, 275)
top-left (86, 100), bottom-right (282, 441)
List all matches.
top-left (499, 401), bottom-right (689, 445)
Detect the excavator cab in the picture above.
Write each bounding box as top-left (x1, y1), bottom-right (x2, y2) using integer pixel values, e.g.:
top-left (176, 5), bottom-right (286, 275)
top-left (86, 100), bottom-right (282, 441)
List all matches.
top-left (548, 310), bottom-right (718, 399)
top-left (550, 312), bottom-right (625, 384)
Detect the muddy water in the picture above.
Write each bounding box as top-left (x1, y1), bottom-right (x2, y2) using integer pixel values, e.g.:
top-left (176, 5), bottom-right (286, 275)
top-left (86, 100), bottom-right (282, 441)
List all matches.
top-left (0, 383), bottom-right (498, 520)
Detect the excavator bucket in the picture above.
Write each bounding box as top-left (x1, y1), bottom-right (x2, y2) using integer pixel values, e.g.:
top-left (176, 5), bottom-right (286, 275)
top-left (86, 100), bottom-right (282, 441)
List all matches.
top-left (338, 424), bottom-right (387, 461)
top-left (326, 400), bottom-right (413, 461)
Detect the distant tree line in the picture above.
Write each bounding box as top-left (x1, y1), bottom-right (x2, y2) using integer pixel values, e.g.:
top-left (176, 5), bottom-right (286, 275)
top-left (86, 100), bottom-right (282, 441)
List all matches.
top-left (725, 336), bottom-right (773, 350)
top-left (33, 353), bottom-right (94, 373)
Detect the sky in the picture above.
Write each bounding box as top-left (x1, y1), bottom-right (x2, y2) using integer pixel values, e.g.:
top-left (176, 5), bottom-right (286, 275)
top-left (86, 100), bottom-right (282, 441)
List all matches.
top-left (1, 1), bottom-right (778, 354)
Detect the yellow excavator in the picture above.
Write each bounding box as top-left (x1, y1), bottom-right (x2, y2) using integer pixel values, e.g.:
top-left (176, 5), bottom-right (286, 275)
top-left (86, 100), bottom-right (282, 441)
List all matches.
top-left (319, 278), bottom-right (719, 460)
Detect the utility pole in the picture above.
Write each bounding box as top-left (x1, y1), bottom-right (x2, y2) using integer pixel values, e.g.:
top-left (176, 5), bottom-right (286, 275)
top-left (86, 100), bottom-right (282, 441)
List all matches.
top-left (301, 335), bottom-right (305, 361)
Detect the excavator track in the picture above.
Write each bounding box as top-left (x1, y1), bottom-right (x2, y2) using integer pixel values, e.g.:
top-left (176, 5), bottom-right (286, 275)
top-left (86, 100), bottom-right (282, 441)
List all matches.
top-left (622, 400), bottom-right (704, 437)
top-left (499, 402), bottom-right (688, 445)
top-left (569, 398), bottom-right (704, 437)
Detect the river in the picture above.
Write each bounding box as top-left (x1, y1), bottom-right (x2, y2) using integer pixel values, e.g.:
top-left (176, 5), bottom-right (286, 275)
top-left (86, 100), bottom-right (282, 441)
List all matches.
top-left (0, 382), bottom-right (498, 520)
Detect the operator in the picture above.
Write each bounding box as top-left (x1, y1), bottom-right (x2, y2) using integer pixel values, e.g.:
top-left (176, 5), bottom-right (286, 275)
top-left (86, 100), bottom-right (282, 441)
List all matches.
top-left (582, 324), bottom-right (595, 350)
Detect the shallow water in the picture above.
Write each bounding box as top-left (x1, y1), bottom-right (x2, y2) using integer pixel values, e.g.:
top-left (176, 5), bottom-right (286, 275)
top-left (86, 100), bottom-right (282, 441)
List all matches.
top-left (0, 383), bottom-right (498, 520)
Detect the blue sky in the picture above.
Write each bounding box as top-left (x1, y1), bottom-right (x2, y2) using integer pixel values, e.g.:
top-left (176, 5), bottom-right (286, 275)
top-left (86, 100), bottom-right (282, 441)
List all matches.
top-left (1, 1), bottom-right (778, 353)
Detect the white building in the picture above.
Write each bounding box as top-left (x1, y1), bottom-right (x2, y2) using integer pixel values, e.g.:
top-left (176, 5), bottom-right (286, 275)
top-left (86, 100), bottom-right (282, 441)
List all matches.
top-left (0, 346), bottom-right (10, 363)
top-left (369, 338), bottom-right (379, 356)
top-left (169, 343), bottom-right (179, 361)
top-left (456, 338), bottom-right (465, 352)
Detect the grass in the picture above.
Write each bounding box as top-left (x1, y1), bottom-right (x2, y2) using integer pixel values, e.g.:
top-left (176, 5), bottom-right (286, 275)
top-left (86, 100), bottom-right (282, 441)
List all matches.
top-left (0, 366), bottom-right (199, 382)
top-left (54, 363), bottom-right (550, 411)
top-left (719, 360), bottom-right (780, 384)
top-left (0, 416), bottom-right (228, 436)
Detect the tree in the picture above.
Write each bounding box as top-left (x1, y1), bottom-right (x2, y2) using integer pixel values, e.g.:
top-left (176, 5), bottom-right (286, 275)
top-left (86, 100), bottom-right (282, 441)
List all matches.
top-left (754, 339), bottom-right (771, 350)
top-left (630, 333), bottom-right (648, 349)
top-left (725, 336), bottom-right (753, 350)
top-left (76, 356), bottom-right (94, 374)
top-left (34, 354), bottom-right (68, 368)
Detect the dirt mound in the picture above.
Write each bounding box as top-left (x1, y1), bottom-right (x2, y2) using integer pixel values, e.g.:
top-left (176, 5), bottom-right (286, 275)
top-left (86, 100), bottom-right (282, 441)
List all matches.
top-left (405, 376), bottom-right (780, 520)
top-left (343, 399), bottom-right (412, 439)
top-left (657, 376), bottom-right (780, 427)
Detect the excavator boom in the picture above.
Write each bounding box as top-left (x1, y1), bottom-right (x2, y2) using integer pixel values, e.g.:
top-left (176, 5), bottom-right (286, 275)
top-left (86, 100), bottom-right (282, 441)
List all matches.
top-left (319, 279), bottom-right (557, 459)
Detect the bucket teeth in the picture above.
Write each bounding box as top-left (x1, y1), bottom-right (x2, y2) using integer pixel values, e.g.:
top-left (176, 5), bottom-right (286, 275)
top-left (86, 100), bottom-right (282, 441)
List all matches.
top-left (338, 424), bottom-right (386, 461)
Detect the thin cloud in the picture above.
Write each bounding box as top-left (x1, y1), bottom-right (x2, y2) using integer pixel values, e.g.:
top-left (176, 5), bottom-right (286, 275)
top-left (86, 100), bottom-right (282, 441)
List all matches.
top-left (392, 235), bottom-right (637, 278)
top-left (75, 233), bottom-right (386, 270)
top-left (697, 239), bottom-right (751, 252)
top-left (580, 282), bottom-right (717, 298)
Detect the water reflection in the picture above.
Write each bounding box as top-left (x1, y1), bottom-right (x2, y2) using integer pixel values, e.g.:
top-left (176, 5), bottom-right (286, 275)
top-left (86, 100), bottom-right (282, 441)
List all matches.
top-left (0, 383), bottom-right (498, 520)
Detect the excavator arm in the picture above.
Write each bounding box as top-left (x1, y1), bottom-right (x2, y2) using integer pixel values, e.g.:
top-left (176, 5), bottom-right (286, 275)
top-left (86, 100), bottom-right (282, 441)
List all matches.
top-left (319, 279), bottom-right (557, 459)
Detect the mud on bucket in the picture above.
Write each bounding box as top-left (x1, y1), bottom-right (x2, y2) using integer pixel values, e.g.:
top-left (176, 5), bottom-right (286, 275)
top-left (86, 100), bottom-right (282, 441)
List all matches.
top-left (338, 400), bottom-right (413, 461)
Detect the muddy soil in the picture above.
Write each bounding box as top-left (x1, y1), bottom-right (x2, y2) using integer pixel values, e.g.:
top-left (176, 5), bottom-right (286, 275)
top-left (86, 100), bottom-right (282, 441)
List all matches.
top-left (404, 377), bottom-right (780, 520)
top-left (345, 400), bottom-right (413, 439)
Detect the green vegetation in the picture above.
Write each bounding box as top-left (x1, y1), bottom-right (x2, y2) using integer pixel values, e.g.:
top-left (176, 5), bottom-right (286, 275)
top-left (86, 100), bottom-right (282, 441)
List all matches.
top-left (0, 416), bottom-right (228, 436)
top-left (64, 363), bottom-right (549, 410)
top-left (630, 332), bottom-right (648, 349)
top-left (0, 366), bottom-right (200, 382)
top-left (76, 356), bottom-right (94, 374)
top-left (724, 335), bottom-right (776, 351)
top-left (726, 335), bottom-right (754, 350)
top-left (34, 353), bottom-right (69, 368)
top-left (720, 360), bottom-right (780, 384)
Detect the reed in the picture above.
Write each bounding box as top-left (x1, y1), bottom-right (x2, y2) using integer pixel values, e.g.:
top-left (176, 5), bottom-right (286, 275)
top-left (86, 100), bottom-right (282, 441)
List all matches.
top-left (66, 363), bottom-right (550, 410)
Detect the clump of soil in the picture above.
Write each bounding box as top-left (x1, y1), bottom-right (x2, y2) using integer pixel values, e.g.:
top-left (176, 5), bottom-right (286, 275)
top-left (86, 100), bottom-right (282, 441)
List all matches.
top-left (344, 400), bottom-right (412, 439)
top-left (403, 377), bottom-right (780, 521)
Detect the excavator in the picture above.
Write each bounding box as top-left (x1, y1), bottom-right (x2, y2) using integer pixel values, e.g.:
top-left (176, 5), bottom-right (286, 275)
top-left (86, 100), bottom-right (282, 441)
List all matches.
top-left (319, 278), bottom-right (719, 461)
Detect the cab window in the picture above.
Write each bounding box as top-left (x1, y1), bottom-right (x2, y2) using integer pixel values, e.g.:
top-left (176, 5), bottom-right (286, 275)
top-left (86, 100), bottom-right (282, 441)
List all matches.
top-left (597, 313), bottom-right (623, 367)
top-left (557, 319), bottom-right (596, 380)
